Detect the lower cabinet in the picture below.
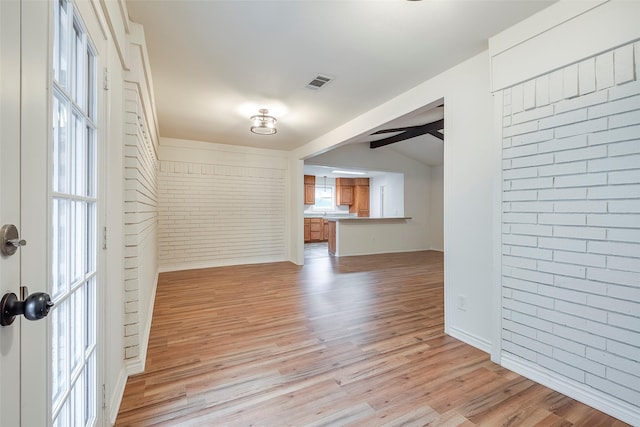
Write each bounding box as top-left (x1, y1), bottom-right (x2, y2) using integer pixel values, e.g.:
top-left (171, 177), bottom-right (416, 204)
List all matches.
top-left (328, 221), bottom-right (336, 254)
top-left (309, 218), bottom-right (323, 241)
top-left (304, 218), bottom-right (311, 242)
top-left (304, 217), bottom-right (328, 243)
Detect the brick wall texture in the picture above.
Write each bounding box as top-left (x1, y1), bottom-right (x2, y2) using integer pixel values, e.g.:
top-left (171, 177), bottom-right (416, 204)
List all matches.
top-left (501, 42), bottom-right (640, 408)
top-left (157, 161), bottom-right (287, 271)
top-left (123, 82), bottom-right (158, 360)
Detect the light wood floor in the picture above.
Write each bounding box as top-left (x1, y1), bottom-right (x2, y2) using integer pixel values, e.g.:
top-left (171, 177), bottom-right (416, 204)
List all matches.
top-left (115, 250), bottom-right (628, 426)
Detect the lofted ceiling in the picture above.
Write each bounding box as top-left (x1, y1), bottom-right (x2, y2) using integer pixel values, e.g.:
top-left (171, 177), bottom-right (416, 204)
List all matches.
top-left (126, 0), bottom-right (555, 153)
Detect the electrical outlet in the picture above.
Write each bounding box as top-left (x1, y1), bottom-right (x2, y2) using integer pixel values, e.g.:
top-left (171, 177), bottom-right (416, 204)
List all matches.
top-left (458, 295), bottom-right (467, 311)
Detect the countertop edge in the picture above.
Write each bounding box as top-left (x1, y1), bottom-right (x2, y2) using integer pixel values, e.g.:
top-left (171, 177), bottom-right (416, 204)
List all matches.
top-left (326, 217), bottom-right (412, 222)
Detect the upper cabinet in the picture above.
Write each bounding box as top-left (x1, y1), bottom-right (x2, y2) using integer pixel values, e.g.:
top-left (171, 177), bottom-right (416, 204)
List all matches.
top-left (304, 175), bottom-right (315, 205)
top-left (335, 178), bottom-right (354, 205)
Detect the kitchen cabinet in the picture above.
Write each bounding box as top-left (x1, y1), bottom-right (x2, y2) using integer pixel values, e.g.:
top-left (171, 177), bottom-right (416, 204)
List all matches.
top-left (335, 178), bottom-right (353, 206)
top-left (304, 218), bottom-right (311, 242)
top-left (323, 219), bottom-right (329, 240)
top-left (304, 217), bottom-right (326, 243)
top-left (328, 221), bottom-right (336, 254)
top-left (350, 179), bottom-right (370, 217)
top-left (309, 218), bottom-right (323, 241)
top-left (304, 175), bottom-right (315, 205)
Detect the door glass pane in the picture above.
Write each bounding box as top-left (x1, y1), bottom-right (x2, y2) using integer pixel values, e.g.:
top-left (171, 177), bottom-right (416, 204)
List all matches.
top-left (86, 204), bottom-right (96, 274)
top-left (53, 0), bottom-right (69, 89)
top-left (51, 3), bottom-right (99, 425)
top-left (87, 51), bottom-right (96, 120)
top-left (52, 198), bottom-right (69, 300)
top-left (71, 200), bottom-right (86, 284)
top-left (70, 286), bottom-right (85, 376)
top-left (86, 126), bottom-right (96, 197)
top-left (86, 277), bottom-right (96, 351)
top-left (53, 399), bottom-right (70, 427)
top-left (51, 298), bottom-right (69, 411)
top-left (71, 20), bottom-right (85, 107)
top-left (52, 92), bottom-right (69, 194)
top-left (71, 111), bottom-right (87, 196)
top-left (71, 366), bottom-right (86, 427)
top-left (85, 353), bottom-right (96, 425)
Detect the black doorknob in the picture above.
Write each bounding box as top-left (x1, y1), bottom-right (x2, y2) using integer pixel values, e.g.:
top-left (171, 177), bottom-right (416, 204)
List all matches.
top-left (0, 291), bottom-right (54, 326)
top-left (23, 292), bottom-right (54, 321)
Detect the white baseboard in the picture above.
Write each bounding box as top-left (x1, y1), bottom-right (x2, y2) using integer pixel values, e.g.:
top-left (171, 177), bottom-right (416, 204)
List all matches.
top-left (108, 367), bottom-right (128, 425)
top-left (446, 326), bottom-right (492, 354)
top-left (335, 247), bottom-right (429, 258)
top-left (502, 354), bottom-right (640, 426)
top-left (159, 255), bottom-right (288, 273)
top-left (126, 269), bottom-right (159, 376)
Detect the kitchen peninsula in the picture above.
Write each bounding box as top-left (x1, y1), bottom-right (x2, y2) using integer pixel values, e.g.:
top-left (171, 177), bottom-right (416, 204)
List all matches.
top-left (328, 216), bottom-right (413, 257)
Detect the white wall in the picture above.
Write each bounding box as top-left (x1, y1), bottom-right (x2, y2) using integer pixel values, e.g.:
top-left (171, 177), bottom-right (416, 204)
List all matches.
top-left (440, 53), bottom-right (495, 352)
top-left (122, 80), bottom-right (158, 369)
top-left (293, 52), bottom-right (494, 353)
top-left (104, 30), bottom-right (126, 427)
top-left (429, 165), bottom-right (444, 251)
top-left (370, 173), bottom-right (405, 218)
top-left (157, 138), bottom-right (290, 272)
top-left (95, 2), bottom-right (161, 423)
top-left (491, 1), bottom-right (640, 424)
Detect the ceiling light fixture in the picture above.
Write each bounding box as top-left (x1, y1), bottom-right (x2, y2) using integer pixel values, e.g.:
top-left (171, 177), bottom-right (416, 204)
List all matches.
top-left (331, 170), bottom-right (366, 176)
top-left (250, 109), bottom-right (277, 135)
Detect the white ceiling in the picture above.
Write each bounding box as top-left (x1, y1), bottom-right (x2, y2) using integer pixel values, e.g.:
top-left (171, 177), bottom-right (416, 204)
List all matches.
top-left (126, 0), bottom-right (554, 153)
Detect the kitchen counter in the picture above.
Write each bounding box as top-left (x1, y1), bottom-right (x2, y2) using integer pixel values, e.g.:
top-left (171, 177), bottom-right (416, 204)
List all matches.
top-left (328, 217), bottom-right (418, 257)
top-left (326, 216), bottom-right (412, 221)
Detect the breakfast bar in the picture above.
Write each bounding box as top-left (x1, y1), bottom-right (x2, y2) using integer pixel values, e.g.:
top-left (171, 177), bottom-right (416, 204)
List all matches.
top-left (327, 217), bottom-right (414, 257)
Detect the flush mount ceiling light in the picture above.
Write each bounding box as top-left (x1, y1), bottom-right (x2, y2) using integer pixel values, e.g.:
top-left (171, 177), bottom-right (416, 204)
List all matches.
top-left (331, 170), bottom-right (366, 176)
top-left (250, 109), bottom-right (277, 135)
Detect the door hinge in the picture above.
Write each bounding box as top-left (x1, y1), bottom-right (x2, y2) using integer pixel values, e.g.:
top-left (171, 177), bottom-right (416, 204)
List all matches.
top-left (102, 383), bottom-right (106, 409)
top-left (103, 226), bottom-right (107, 250)
top-left (103, 67), bottom-right (109, 90)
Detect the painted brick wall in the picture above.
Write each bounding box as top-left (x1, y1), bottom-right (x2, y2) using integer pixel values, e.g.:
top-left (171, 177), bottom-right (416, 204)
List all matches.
top-left (502, 42), bottom-right (640, 411)
top-left (157, 160), bottom-right (287, 271)
top-left (123, 82), bottom-right (158, 361)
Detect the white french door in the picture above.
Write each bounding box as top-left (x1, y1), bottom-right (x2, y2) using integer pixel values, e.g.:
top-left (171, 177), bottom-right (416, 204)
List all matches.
top-left (49, 0), bottom-right (101, 425)
top-left (0, 0), bottom-right (104, 425)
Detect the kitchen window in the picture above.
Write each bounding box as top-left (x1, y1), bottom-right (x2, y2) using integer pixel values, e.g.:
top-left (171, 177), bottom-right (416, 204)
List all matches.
top-left (313, 185), bottom-right (334, 210)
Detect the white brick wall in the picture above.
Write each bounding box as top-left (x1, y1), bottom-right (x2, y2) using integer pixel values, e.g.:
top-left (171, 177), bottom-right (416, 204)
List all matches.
top-left (123, 82), bottom-right (158, 361)
top-left (157, 159), bottom-right (287, 271)
top-left (502, 41), bottom-right (640, 410)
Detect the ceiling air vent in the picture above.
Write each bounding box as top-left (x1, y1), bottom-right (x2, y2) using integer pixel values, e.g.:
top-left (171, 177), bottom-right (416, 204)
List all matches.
top-left (306, 74), bottom-right (333, 90)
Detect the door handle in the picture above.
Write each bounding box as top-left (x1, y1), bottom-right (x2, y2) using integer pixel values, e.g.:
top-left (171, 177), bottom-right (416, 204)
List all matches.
top-left (1, 224), bottom-right (27, 256)
top-left (0, 286), bottom-right (54, 326)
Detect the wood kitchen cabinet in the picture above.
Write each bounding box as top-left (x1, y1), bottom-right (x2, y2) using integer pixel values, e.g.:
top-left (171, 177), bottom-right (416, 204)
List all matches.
top-left (328, 221), bottom-right (336, 254)
top-left (350, 179), bottom-right (370, 217)
top-left (304, 175), bottom-right (315, 205)
top-left (323, 219), bottom-right (329, 240)
top-left (304, 217), bottom-right (326, 243)
top-left (335, 178), bottom-right (354, 205)
top-left (309, 218), bottom-right (323, 241)
top-left (304, 218), bottom-right (311, 242)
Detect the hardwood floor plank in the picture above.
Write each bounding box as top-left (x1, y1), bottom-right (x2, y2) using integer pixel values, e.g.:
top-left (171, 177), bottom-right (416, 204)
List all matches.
top-left (115, 250), bottom-right (629, 426)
